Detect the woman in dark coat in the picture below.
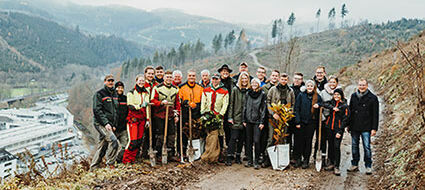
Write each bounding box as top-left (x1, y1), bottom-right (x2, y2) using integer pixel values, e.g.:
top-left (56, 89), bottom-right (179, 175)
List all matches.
top-left (321, 88), bottom-right (349, 176)
top-left (243, 78), bottom-right (267, 169)
top-left (294, 80), bottom-right (322, 169)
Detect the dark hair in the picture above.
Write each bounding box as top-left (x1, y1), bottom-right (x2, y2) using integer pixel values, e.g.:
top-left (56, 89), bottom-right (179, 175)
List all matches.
top-left (164, 70), bottom-right (173, 75)
top-left (115, 81), bottom-right (124, 88)
top-left (272, 69), bottom-right (280, 74)
top-left (329, 75), bottom-right (339, 83)
top-left (155, 66), bottom-right (164, 70)
top-left (294, 72), bottom-right (304, 77)
top-left (359, 78), bottom-right (368, 84)
top-left (144, 66), bottom-right (154, 73)
top-left (258, 66), bottom-right (266, 71)
top-left (280, 73), bottom-right (288, 78)
top-left (333, 88), bottom-right (345, 100)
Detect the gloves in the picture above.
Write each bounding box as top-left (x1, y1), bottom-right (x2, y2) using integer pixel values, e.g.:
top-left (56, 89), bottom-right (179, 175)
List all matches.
top-left (105, 124), bottom-right (113, 131)
top-left (183, 100), bottom-right (189, 107)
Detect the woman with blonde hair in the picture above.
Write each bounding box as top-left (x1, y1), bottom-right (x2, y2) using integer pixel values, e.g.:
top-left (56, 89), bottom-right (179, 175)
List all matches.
top-left (226, 72), bottom-right (251, 166)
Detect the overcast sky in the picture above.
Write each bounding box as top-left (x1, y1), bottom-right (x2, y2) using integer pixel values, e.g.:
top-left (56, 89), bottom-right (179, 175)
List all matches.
top-left (68, 0), bottom-right (425, 24)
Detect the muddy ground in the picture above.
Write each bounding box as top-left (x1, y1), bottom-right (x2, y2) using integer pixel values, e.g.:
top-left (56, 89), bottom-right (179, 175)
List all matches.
top-left (82, 83), bottom-right (382, 190)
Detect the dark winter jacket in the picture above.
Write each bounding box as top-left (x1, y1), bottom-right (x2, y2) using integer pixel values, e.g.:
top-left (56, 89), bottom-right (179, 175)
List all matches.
top-left (243, 89), bottom-right (267, 125)
top-left (262, 82), bottom-right (277, 97)
top-left (290, 82), bottom-right (305, 100)
top-left (228, 86), bottom-right (248, 129)
top-left (93, 85), bottom-right (118, 127)
top-left (116, 93), bottom-right (128, 133)
top-left (313, 76), bottom-right (328, 91)
top-left (294, 91), bottom-right (323, 125)
top-left (322, 99), bottom-right (349, 135)
top-left (348, 90), bottom-right (379, 132)
top-left (221, 76), bottom-right (234, 96)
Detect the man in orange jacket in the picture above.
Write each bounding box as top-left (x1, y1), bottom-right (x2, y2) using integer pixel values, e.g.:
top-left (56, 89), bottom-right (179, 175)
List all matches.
top-left (177, 70), bottom-right (204, 157)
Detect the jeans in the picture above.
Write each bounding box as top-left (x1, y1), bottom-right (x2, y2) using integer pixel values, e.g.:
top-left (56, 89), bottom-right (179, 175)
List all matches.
top-left (351, 131), bottom-right (372, 168)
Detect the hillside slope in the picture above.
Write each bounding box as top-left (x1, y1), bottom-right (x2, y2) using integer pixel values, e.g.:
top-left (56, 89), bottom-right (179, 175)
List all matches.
top-left (255, 19), bottom-right (425, 75)
top-left (0, 11), bottom-right (142, 73)
top-left (338, 30), bottom-right (425, 189)
top-left (0, 0), bottom-right (266, 48)
top-left (0, 0), bottom-right (265, 48)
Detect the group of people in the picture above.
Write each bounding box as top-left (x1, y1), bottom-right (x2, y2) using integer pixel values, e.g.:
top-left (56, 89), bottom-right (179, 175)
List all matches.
top-left (90, 63), bottom-right (379, 176)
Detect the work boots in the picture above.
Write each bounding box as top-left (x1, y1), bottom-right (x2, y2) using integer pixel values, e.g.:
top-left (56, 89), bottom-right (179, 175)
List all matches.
top-left (225, 156), bottom-right (232, 166)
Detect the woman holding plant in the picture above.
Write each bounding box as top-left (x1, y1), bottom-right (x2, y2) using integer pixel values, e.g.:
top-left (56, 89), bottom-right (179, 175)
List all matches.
top-left (243, 78), bottom-right (267, 169)
top-left (294, 80), bottom-right (323, 169)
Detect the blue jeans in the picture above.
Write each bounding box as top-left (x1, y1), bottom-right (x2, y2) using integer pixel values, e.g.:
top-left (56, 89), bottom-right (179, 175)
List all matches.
top-left (351, 131), bottom-right (372, 168)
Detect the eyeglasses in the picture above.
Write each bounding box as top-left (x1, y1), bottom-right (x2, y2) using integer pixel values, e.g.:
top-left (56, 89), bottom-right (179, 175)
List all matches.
top-left (107, 79), bottom-right (114, 82)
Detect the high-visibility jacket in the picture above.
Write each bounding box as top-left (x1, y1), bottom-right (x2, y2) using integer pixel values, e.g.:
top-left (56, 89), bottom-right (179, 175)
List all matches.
top-left (201, 84), bottom-right (229, 116)
top-left (178, 81), bottom-right (203, 121)
top-left (127, 81), bottom-right (160, 122)
top-left (152, 83), bottom-right (181, 119)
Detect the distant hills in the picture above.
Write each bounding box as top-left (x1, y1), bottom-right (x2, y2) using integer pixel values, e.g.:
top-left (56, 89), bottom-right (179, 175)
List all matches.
top-left (0, 0), bottom-right (266, 48)
top-left (0, 11), bottom-right (142, 73)
top-left (255, 18), bottom-right (425, 75)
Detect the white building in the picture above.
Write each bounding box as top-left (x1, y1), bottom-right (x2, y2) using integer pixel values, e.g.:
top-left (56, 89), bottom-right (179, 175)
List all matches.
top-left (0, 94), bottom-right (86, 177)
top-left (0, 149), bottom-right (17, 182)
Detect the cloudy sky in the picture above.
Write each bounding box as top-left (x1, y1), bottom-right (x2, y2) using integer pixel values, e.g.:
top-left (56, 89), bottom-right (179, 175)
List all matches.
top-left (68, 0), bottom-right (424, 24)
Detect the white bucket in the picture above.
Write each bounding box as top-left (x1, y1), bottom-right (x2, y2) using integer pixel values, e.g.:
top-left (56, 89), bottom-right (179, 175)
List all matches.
top-left (267, 144), bottom-right (290, 170)
top-left (190, 139), bottom-right (205, 160)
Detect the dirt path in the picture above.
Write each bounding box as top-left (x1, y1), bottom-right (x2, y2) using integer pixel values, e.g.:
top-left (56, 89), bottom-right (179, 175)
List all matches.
top-left (248, 49), bottom-right (270, 70)
top-left (184, 164), bottom-right (317, 190)
top-left (313, 83), bottom-right (385, 190)
top-left (181, 83), bottom-right (385, 190)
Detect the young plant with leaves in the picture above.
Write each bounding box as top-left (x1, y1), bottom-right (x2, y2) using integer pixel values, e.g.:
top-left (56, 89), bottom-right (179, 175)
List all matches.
top-left (269, 102), bottom-right (295, 145)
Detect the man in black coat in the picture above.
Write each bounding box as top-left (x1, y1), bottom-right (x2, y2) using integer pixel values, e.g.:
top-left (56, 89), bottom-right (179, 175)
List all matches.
top-left (347, 78), bottom-right (379, 175)
top-left (90, 74), bottom-right (120, 169)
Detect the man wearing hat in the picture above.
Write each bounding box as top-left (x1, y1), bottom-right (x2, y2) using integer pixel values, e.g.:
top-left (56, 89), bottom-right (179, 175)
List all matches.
top-left (90, 74), bottom-right (120, 169)
top-left (218, 64), bottom-right (235, 162)
top-left (232, 62), bottom-right (253, 85)
top-left (200, 73), bottom-right (229, 163)
top-left (114, 81), bottom-right (129, 163)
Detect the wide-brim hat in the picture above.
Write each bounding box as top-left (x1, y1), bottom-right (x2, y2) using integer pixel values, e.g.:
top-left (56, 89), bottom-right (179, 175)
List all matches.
top-left (217, 64), bottom-right (233, 73)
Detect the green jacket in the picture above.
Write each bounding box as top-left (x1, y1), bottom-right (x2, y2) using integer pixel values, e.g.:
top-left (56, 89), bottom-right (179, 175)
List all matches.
top-left (228, 86), bottom-right (248, 129)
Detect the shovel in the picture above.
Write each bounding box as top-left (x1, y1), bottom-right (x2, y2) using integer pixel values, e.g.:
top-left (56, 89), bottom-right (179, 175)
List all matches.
top-left (187, 107), bottom-right (195, 163)
top-left (179, 104), bottom-right (185, 163)
top-left (162, 103), bottom-right (174, 164)
top-left (148, 103), bottom-right (157, 167)
top-left (315, 107), bottom-right (323, 172)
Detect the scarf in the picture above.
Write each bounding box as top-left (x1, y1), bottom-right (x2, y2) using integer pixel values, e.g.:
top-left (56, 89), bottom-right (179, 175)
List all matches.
top-left (356, 89), bottom-right (369, 99)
